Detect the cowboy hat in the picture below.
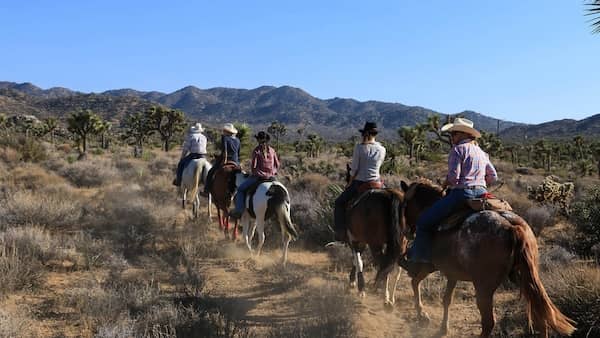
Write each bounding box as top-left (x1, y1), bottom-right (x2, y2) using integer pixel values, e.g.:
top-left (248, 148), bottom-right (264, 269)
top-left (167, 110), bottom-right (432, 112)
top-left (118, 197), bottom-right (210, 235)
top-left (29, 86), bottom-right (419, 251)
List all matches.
top-left (222, 123), bottom-right (238, 134)
top-left (189, 122), bottom-right (204, 133)
top-left (359, 121), bottom-right (378, 134)
top-left (254, 131), bottom-right (271, 142)
top-left (441, 117), bottom-right (481, 138)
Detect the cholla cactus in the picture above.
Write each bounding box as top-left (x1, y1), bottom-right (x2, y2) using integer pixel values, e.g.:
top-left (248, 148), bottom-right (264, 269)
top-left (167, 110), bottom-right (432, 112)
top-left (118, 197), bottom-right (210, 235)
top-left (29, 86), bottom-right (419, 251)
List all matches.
top-left (527, 176), bottom-right (574, 213)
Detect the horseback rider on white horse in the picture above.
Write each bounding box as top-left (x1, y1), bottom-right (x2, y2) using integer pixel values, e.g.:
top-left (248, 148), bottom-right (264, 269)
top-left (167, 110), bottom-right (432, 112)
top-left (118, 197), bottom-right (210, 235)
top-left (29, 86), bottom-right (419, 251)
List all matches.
top-left (230, 131), bottom-right (298, 266)
top-left (173, 122), bottom-right (208, 187)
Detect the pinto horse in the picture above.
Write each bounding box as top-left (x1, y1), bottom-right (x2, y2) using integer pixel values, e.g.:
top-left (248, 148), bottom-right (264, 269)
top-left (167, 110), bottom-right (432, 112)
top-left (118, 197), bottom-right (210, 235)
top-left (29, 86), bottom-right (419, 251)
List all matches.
top-left (180, 158), bottom-right (212, 219)
top-left (399, 180), bottom-right (575, 338)
top-left (208, 163), bottom-right (240, 239)
top-left (233, 172), bottom-right (299, 267)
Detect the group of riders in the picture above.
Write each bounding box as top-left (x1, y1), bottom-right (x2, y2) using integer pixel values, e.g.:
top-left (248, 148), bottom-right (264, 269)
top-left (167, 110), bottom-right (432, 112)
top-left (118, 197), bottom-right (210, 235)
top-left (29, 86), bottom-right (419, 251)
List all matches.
top-left (173, 117), bottom-right (497, 264)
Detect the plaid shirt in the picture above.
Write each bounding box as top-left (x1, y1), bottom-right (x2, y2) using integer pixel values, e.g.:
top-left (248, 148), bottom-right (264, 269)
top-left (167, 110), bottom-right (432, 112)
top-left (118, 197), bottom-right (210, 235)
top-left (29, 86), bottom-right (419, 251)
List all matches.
top-left (251, 144), bottom-right (280, 178)
top-left (447, 139), bottom-right (498, 188)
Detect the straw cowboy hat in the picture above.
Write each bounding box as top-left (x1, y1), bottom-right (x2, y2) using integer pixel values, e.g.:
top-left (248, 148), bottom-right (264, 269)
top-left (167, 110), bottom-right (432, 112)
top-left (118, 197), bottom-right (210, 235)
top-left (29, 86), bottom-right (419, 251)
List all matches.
top-left (189, 122), bottom-right (204, 133)
top-left (222, 123), bottom-right (238, 134)
top-left (359, 121), bottom-right (378, 134)
top-left (441, 117), bottom-right (481, 138)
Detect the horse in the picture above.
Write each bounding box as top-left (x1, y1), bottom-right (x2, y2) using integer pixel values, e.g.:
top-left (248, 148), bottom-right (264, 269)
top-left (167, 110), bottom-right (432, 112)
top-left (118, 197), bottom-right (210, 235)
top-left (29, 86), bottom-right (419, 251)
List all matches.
top-left (339, 164), bottom-right (407, 308)
top-left (398, 180), bottom-right (576, 338)
top-left (180, 158), bottom-right (212, 219)
top-left (233, 171), bottom-right (299, 267)
top-left (208, 162), bottom-right (240, 239)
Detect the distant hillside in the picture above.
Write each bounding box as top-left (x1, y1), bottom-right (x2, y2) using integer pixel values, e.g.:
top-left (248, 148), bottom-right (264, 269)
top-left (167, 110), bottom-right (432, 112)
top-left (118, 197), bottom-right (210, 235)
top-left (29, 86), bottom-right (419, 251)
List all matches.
top-left (500, 114), bottom-right (600, 140)
top-left (0, 81), bottom-right (525, 140)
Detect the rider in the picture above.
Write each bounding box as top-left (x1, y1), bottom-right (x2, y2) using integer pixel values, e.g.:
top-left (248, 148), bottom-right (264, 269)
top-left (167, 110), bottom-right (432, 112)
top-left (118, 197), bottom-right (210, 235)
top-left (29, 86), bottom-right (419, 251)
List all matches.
top-left (409, 117), bottom-right (498, 263)
top-left (173, 122), bottom-right (207, 186)
top-left (229, 131), bottom-right (280, 219)
top-left (333, 122), bottom-right (386, 242)
top-left (201, 123), bottom-right (241, 197)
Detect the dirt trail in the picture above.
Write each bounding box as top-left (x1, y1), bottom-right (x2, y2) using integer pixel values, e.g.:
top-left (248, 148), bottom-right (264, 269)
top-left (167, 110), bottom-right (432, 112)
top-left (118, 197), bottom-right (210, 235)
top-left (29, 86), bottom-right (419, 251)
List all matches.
top-left (198, 224), bottom-right (496, 338)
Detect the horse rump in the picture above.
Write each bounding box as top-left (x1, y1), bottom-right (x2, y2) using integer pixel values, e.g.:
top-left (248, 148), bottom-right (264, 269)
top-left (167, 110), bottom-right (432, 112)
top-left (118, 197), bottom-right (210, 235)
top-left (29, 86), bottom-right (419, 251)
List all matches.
top-left (266, 184), bottom-right (298, 240)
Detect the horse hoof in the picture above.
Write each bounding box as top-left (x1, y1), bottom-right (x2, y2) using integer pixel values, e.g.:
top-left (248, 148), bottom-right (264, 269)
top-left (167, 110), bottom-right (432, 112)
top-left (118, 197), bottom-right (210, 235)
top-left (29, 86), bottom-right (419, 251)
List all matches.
top-left (418, 312), bottom-right (431, 325)
top-left (437, 327), bottom-right (449, 337)
top-left (384, 301), bottom-right (394, 313)
top-left (358, 291), bottom-right (366, 298)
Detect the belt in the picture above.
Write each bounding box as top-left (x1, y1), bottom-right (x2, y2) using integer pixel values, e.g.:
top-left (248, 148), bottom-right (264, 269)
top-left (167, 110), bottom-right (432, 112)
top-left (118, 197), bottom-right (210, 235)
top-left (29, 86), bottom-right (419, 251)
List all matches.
top-left (452, 185), bottom-right (485, 190)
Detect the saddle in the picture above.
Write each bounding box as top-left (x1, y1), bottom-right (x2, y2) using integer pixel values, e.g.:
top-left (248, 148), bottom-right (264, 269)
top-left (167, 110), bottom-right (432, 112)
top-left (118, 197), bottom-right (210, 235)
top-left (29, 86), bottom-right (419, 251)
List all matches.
top-left (437, 194), bottom-right (513, 232)
top-left (247, 177), bottom-right (277, 218)
top-left (356, 180), bottom-right (384, 193)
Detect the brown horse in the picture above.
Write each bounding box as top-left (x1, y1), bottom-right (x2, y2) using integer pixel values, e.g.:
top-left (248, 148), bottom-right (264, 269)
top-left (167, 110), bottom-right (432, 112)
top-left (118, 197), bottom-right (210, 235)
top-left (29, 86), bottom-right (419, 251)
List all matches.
top-left (398, 180), bottom-right (575, 338)
top-left (209, 162), bottom-right (240, 239)
top-left (345, 188), bottom-right (407, 309)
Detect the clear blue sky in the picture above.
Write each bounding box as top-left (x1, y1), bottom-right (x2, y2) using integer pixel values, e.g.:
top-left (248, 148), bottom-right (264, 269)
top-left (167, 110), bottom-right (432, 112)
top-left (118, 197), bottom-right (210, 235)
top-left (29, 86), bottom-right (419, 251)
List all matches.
top-left (1, 1), bottom-right (599, 123)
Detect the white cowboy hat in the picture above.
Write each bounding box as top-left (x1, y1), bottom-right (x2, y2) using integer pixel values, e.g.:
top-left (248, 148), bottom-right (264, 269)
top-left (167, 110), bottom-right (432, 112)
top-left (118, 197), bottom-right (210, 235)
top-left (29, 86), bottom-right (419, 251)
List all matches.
top-left (189, 122), bottom-right (204, 133)
top-left (222, 123), bottom-right (238, 134)
top-left (441, 117), bottom-right (481, 138)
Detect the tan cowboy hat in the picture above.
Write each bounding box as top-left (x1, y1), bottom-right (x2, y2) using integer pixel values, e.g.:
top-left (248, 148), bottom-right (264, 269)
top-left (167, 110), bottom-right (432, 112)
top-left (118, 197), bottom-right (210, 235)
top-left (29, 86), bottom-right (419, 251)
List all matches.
top-left (441, 117), bottom-right (481, 138)
top-left (189, 122), bottom-right (204, 133)
top-left (222, 123), bottom-right (238, 134)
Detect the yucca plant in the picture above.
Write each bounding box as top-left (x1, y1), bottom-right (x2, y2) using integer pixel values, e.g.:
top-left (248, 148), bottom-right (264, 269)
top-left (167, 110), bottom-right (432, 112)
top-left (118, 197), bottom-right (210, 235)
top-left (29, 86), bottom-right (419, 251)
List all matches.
top-left (587, 0), bottom-right (600, 34)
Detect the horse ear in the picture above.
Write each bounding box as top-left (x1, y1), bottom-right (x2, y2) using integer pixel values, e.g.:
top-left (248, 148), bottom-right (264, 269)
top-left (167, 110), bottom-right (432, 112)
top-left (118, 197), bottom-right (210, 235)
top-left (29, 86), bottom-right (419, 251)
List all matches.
top-left (401, 180), bottom-right (409, 192)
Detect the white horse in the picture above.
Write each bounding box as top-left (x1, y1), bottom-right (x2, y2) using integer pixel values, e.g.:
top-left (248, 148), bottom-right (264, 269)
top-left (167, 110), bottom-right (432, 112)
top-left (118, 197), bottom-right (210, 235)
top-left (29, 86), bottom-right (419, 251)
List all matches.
top-left (234, 172), bottom-right (299, 267)
top-left (181, 158), bottom-right (212, 219)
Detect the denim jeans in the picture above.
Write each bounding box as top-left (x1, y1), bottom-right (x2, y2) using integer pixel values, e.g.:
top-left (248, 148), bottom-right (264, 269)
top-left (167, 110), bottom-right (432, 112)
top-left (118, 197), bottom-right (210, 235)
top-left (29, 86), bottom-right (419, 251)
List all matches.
top-left (410, 186), bottom-right (487, 262)
top-left (233, 176), bottom-right (260, 214)
top-left (333, 180), bottom-right (364, 232)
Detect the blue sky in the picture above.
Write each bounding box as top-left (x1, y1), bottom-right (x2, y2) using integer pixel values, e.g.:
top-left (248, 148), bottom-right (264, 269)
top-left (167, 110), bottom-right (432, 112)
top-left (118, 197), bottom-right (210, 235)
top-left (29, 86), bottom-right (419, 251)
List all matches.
top-left (1, 1), bottom-right (599, 123)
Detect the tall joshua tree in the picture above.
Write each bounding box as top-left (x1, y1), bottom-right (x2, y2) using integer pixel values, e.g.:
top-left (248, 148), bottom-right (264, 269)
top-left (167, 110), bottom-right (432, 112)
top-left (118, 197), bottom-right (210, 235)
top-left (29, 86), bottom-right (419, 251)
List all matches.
top-left (67, 110), bottom-right (103, 155)
top-left (146, 106), bottom-right (185, 152)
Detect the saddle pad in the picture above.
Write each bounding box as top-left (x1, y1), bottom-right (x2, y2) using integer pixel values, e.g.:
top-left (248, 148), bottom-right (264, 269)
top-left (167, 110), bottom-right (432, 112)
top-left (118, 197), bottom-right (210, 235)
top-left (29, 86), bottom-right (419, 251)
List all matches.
top-left (466, 198), bottom-right (513, 212)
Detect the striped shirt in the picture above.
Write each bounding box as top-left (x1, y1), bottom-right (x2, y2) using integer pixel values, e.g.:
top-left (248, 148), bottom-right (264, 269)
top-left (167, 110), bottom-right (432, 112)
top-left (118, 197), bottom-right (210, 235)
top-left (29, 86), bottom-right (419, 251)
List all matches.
top-left (350, 141), bottom-right (386, 182)
top-left (447, 139), bottom-right (498, 188)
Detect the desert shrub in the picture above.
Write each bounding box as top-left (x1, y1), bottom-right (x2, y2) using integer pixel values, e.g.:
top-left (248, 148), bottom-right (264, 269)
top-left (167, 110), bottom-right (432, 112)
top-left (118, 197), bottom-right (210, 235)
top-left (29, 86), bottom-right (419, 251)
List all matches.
top-left (88, 185), bottom-right (179, 257)
top-left (291, 173), bottom-right (331, 197)
top-left (538, 245), bottom-right (576, 271)
top-left (0, 186), bottom-right (82, 228)
top-left (523, 204), bottom-right (557, 234)
top-left (59, 159), bottom-right (119, 187)
top-left (570, 184), bottom-right (600, 255)
top-left (543, 263), bottom-right (600, 338)
top-left (292, 185), bottom-right (341, 247)
top-left (527, 176), bottom-right (574, 214)
top-left (0, 146), bottom-right (20, 165)
top-left (0, 308), bottom-right (34, 337)
top-left (95, 318), bottom-right (137, 338)
top-left (0, 136), bottom-right (47, 162)
top-left (56, 143), bottom-right (73, 153)
top-left (4, 164), bottom-right (67, 189)
top-left (148, 154), bottom-right (174, 176)
top-left (0, 231), bottom-right (45, 295)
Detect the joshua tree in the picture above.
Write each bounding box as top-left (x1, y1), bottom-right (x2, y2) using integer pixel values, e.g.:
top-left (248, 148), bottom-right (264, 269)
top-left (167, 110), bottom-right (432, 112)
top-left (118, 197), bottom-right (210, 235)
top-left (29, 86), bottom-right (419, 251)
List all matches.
top-left (267, 121), bottom-right (287, 152)
top-left (67, 110), bottom-right (103, 155)
top-left (122, 112), bottom-right (154, 157)
top-left (97, 120), bottom-right (112, 149)
top-left (146, 106), bottom-right (185, 152)
top-left (306, 133), bottom-right (325, 158)
top-left (398, 125), bottom-right (426, 160)
top-left (572, 135), bottom-right (585, 160)
top-left (427, 115), bottom-right (451, 147)
top-left (43, 117), bottom-right (58, 144)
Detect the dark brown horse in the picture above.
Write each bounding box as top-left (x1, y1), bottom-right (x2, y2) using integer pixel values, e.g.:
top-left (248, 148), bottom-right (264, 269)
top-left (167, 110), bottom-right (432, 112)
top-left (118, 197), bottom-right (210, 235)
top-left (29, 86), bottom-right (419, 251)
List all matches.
top-left (209, 162), bottom-right (240, 239)
top-left (398, 180), bottom-right (575, 338)
top-left (339, 164), bottom-right (408, 307)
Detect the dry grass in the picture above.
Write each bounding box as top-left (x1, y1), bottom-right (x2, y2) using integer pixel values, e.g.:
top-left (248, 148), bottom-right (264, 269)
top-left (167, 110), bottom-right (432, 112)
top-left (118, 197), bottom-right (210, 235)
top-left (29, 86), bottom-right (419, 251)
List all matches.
top-left (0, 307), bottom-right (34, 337)
top-left (58, 158), bottom-right (119, 187)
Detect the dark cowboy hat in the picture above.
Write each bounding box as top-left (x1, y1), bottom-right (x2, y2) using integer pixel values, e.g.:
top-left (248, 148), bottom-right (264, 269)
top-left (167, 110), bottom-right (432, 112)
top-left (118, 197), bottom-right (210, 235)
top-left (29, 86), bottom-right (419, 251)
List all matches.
top-left (254, 131), bottom-right (271, 142)
top-left (359, 121), bottom-right (378, 134)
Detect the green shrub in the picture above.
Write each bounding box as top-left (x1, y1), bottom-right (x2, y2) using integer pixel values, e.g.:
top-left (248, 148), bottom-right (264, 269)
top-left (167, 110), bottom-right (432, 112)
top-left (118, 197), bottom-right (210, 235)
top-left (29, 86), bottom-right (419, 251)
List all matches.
top-left (571, 184), bottom-right (600, 254)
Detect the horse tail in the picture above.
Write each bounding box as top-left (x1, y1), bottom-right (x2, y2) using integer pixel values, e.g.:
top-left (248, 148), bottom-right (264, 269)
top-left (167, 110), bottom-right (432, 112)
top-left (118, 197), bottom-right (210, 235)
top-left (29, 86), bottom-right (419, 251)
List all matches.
top-left (510, 217), bottom-right (576, 336)
top-left (188, 163), bottom-right (203, 202)
top-left (267, 184), bottom-right (299, 240)
top-left (375, 191), bottom-right (403, 283)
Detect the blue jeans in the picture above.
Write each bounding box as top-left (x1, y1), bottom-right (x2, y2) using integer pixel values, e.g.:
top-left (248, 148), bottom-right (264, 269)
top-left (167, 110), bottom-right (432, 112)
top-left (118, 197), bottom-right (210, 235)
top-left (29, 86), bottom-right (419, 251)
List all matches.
top-left (410, 187), bottom-right (487, 262)
top-left (233, 176), bottom-right (260, 214)
top-left (333, 180), bottom-right (364, 232)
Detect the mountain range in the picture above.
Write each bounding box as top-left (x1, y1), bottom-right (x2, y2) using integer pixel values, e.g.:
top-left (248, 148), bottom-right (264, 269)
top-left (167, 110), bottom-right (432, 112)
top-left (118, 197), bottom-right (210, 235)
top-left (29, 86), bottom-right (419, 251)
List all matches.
top-left (0, 81), bottom-right (598, 141)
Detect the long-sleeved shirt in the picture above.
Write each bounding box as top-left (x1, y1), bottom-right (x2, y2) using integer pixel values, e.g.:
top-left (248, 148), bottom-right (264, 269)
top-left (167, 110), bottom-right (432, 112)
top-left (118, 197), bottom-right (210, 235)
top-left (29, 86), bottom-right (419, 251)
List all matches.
top-left (181, 132), bottom-right (207, 158)
top-left (221, 135), bottom-right (240, 164)
top-left (350, 141), bottom-right (386, 182)
top-left (251, 144), bottom-right (280, 178)
top-left (447, 139), bottom-right (498, 188)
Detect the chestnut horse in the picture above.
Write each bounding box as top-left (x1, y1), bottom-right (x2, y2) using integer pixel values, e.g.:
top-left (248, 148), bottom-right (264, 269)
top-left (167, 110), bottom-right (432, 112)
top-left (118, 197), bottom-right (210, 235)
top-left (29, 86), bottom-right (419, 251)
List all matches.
top-left (398, 180), bottom-right (575, 338)
top-left (208, 163), bottom-right (240, 239)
